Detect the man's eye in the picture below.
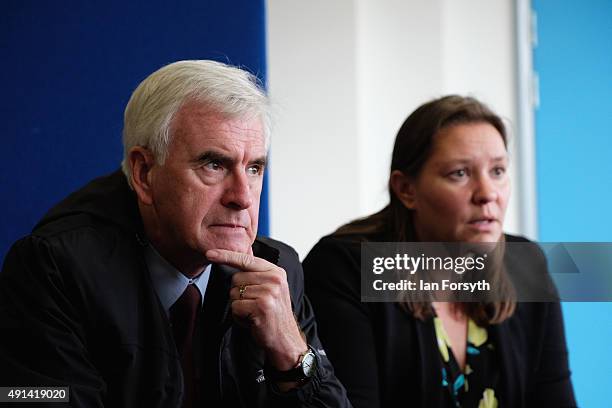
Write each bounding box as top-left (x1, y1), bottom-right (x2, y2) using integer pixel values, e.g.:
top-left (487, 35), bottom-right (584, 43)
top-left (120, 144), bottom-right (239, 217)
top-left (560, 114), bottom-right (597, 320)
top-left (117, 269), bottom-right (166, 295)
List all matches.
top-left (247, 164), bottom-right (263, 176)
top-left (204, 161), bottom-right (222, 171)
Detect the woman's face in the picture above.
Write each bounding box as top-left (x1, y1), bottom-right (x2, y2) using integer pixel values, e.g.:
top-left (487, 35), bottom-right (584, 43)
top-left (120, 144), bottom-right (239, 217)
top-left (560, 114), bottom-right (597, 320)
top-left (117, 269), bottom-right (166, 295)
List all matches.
top-left (398, 122), bottom-right (510, 243)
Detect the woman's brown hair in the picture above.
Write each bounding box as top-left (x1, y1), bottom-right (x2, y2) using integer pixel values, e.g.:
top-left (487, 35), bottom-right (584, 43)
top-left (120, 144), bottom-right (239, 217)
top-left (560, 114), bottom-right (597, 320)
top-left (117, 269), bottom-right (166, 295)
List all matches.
top-left (335, 95), bottom-right (515, 325)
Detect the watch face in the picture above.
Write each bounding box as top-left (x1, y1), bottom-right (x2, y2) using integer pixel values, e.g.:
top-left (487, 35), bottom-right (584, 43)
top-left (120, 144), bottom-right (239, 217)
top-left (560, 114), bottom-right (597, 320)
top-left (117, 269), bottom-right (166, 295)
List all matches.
top-left (301, 351), bottom-right (317, 377)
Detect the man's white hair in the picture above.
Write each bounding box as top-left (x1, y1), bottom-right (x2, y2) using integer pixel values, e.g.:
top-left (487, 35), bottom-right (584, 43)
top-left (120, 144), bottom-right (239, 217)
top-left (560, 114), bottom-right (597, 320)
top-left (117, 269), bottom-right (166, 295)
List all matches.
top-left (121, 60), bottom-right (271, 186)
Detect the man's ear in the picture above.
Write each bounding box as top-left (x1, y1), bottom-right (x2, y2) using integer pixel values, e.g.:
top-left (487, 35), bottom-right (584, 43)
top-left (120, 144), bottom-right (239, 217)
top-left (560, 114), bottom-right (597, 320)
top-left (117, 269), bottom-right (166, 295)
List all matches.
top-left (389, 170), bottom-right (418, 209)
top-left (128, 147), bottom-right (156, 206)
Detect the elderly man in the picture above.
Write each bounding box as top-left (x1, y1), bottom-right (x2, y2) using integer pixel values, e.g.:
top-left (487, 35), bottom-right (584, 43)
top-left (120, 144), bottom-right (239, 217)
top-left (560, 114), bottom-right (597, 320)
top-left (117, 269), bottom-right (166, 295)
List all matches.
top-left (0, 61), bottom-right (350, 407)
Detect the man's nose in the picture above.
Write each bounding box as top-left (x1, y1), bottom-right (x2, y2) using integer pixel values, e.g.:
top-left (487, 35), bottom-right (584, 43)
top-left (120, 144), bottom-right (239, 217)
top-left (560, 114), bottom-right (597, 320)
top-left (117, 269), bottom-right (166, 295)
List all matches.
top-left (221, 170), bottom-right (253, 210)
top-left (472, 175), bottom-right (498, 205)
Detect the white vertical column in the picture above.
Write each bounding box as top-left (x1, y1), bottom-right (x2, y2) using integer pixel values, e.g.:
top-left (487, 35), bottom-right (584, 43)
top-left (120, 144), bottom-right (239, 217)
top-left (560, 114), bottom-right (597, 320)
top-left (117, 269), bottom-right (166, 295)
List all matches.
top-left (267, 0), bottom-right (522, 257)
top-left (514, 0), bottom-right (539, 240)
top-left (266, 0), bottom-right (361, 257)
top-left (355, 0), bottom-right (446, 216)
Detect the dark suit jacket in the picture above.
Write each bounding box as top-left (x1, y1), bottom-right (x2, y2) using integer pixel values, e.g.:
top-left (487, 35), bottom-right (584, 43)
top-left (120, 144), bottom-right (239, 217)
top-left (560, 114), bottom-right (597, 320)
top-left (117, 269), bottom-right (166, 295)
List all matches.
top-left (303, 233), bottom-right (576, 408)
top-left (0, 171), bottom-right (350, 408)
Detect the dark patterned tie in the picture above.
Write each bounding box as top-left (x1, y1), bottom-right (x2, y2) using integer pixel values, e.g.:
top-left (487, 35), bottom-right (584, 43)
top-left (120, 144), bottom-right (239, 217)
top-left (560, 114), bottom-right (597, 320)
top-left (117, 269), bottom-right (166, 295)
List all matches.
top-left (170, 283), bottom-right (201, 408)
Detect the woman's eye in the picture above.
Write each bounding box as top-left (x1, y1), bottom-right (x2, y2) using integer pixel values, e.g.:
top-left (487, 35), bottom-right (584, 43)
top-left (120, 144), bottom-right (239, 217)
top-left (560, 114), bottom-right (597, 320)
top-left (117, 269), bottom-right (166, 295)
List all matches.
top-left (448, 169), bottom-right (467, 179)
top-left (492, 166), bottom-right (506, 177)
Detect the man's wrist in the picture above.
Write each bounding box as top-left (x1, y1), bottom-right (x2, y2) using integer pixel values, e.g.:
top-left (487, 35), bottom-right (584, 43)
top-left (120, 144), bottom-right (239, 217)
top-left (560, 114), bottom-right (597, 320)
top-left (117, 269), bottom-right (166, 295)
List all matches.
top-left (267, 338), bottom-right (309, 371)
top-left (266, 345), bottom-right (318, 384)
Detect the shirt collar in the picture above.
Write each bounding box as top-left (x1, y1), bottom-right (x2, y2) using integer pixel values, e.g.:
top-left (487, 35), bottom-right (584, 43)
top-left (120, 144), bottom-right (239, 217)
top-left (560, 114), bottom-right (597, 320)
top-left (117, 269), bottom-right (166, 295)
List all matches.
top-left (144, 244), bottom-right (212, 314)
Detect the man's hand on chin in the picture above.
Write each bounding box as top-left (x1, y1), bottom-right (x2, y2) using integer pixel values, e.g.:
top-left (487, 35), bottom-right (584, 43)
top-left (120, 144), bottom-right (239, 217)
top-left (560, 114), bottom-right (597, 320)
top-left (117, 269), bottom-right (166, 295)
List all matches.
top-left (205, 249), bottom-right (309, 391)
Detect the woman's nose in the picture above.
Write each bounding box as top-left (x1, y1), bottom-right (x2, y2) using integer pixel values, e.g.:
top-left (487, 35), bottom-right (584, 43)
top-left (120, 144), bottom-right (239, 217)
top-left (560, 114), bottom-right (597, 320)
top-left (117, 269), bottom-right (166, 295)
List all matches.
top-left (472, 176), bottom-right (498, 205)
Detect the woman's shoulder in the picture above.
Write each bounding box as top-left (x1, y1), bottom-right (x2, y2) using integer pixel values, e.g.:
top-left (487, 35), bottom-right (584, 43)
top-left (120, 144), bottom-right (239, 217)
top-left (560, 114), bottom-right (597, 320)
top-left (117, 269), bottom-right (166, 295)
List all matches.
top-left (503, 233), bottom-right (547, 267)
top-left (504, 233), bottom-right (530, 243)
top-left (303, 231), bottom-right (387, 280)
top-left (504, 233), bottom-right (535, 243)
top-left (306, 230), bottom-right (386, 259)
top-left (305, 233), bottom-right (362, 263)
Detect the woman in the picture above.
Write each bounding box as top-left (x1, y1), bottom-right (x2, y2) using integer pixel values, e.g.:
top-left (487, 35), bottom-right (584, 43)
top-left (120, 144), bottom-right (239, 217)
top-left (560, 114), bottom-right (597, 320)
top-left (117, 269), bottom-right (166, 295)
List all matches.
top-left (303, 96), bottom-right (575, 407)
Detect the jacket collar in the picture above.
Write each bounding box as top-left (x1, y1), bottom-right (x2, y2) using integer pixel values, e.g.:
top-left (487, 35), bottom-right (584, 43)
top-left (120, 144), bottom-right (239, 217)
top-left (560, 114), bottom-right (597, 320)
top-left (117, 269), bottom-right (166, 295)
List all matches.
top-left (34, 169), bottom-right (145, 236)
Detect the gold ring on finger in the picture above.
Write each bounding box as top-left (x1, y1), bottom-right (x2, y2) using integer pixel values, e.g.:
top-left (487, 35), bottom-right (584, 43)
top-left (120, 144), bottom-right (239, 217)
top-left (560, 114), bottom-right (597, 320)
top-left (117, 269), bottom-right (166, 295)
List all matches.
top-left (239, 284), bottom-right (247, 300)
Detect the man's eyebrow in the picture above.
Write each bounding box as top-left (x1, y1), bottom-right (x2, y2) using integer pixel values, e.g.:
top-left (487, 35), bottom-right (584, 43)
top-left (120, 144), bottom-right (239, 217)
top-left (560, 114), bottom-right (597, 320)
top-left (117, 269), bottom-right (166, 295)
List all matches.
top-left (193, 151), bottom-right (233, 166)
top-left (193, 151), bottom-right (269, 168)
top-left (251, 156), bottom-right (268, 168)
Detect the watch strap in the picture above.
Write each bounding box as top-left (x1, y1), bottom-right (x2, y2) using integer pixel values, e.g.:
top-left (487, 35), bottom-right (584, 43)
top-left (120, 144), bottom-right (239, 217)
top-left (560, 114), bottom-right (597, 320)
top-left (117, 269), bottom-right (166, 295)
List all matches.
top-left (265, 346), bottom-right (318, 382)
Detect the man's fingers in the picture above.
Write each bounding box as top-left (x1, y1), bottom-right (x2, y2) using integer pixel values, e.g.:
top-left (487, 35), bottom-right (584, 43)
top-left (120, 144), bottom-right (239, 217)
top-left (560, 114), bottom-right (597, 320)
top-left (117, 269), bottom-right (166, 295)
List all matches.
top-left (230, 298), bottom-right (258, 327)
top-left (231, 299), bottom-right (265, 322)
top-left (206, 249), bottom-right (270, 271)
top-left (229, 283), bottom-right (280, 301)
top-left (232, 270), bottom-right (286, 289)
top-left (230, 284), bottom-right (258, 301)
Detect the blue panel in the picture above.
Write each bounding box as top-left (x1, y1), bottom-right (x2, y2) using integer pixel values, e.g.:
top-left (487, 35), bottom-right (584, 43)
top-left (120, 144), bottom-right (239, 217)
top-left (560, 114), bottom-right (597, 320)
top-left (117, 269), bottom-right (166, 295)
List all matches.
top-left (0, 0), bottom-right (269, 260)
top-left (533, 0), bottom-right (612, 242)
top-left (561, 303), bottom-right (612, 406)
top-left (258, 171), bottom-right (270, 237)
top-left (533, 1), bottom-right (612, 406)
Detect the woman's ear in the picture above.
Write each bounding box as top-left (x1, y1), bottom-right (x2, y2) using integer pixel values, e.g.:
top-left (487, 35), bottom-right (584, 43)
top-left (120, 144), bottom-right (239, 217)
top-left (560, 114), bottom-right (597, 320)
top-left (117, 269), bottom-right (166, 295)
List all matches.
top-left (390, 170), bottom-right (418, 209)
top-left (128, 147), bottom-right (155, 206)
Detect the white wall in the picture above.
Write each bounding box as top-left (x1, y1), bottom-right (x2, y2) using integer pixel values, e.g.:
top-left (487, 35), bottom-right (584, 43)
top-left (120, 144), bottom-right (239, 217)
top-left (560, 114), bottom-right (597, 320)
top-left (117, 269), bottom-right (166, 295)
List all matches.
top-left (267, 0), bottom-right (521, 259)
top-left (355, 0), bottom-right (446, 216)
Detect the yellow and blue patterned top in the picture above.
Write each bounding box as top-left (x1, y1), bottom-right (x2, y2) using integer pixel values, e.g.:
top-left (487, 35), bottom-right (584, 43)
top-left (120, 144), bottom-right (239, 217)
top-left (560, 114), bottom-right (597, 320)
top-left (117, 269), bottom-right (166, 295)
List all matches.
top-left (433, 317), bottom-right (499, 408)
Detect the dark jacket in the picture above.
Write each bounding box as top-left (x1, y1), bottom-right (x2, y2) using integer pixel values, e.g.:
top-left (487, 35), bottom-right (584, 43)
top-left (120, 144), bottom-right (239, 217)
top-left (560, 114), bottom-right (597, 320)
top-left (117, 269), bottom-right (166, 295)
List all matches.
top-left (0, 171), bottom-right (350, 408)
top-left (303, 233), bottom-right (576, 408)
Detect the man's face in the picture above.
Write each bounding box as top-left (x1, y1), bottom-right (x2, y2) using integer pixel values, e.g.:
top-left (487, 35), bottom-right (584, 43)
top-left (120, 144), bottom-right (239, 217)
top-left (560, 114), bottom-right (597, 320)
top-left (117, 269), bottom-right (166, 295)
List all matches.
top-left (145, 102), bottom-right (266, 271)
